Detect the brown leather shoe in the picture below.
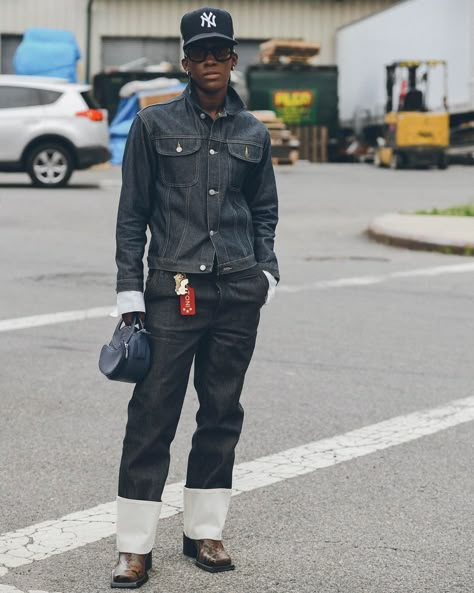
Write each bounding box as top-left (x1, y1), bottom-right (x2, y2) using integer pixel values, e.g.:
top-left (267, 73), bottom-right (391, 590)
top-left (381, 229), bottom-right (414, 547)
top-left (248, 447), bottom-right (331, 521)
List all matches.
top-left (111, 551), bottom-right (152, 589)
top-left (183, 533), bottom-right (235, 572)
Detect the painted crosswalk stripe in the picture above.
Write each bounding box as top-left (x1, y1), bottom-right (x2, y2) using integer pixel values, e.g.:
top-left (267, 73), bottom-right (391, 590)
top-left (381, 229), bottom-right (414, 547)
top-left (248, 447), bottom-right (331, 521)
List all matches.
top-left (1, 263), bottom-right (474, 334)
top-left (0, 307), bottom-right (114, 333)
top-left (0, 587), bottom-right (61, 593)
top-left (0, 394), bottom-right (473, 586)
top-left (277, 261), bottom-right (474, 293)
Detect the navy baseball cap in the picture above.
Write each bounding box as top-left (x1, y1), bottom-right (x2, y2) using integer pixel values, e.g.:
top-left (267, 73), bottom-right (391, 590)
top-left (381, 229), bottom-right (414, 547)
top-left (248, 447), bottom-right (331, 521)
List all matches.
top-left (180, 7), bottom-right (238, 49)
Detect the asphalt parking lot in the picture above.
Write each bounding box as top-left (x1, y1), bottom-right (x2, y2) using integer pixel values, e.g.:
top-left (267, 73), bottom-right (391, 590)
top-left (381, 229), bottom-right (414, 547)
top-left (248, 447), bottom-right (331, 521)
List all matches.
top-left (0, 162), bottom-right (473, 593)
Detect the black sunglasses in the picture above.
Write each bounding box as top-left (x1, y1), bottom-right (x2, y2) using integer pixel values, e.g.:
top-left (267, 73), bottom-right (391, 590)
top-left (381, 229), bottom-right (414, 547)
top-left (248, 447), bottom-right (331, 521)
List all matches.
top-left (185, 45), bottom-right (233, 63)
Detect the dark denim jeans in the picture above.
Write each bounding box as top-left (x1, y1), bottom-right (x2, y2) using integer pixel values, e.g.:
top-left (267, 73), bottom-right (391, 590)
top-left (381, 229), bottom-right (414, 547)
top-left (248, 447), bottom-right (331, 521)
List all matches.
top-left (118, 265), bottom-right (268, 502)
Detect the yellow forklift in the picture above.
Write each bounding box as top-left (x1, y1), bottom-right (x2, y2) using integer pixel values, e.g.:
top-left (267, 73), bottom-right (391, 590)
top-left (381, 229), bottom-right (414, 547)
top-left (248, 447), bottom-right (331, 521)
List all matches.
top-left (374, 60), bottom-right (449, 169)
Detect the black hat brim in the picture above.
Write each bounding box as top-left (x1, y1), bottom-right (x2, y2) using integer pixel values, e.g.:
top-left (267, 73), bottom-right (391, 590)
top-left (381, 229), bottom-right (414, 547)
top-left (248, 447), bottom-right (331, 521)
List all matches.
top-left (183, 32), bottom-right (238, 49)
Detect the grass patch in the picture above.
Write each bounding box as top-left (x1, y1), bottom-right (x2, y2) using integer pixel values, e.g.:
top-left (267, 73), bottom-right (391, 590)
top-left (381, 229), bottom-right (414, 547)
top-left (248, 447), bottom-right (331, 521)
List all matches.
top-left (416, 203), bottom-right (474, 216)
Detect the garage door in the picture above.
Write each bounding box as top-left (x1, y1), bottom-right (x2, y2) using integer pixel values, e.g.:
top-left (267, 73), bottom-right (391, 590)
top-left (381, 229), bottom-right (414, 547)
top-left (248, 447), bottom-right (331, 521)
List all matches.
top-left (1, 34), bottom-right (22, 74)
top-left (234, 39), bottom-right (268, 74)
top-left (102, 37), bottom-right (181, 70)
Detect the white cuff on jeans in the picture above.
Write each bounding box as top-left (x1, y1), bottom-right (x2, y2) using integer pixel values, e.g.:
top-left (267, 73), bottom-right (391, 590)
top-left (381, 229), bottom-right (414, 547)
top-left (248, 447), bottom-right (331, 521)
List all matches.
top-left (262, 270), bottom-right (277, 305)
top-left (183, 487), bottom-right (232, 540)
top-left (116, 496), bottom-right (161, 554)
top-left (117, 291), bottom-right (146, 315)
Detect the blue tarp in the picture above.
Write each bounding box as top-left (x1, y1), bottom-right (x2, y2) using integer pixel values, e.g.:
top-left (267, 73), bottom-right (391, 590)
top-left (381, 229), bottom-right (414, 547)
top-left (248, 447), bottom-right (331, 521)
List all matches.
top-left (109, 96), bottom-right (140, 165)
top-left (14, 28), bottom-right (81, 82)
top-left (109, 82), bottom-right (186, 164)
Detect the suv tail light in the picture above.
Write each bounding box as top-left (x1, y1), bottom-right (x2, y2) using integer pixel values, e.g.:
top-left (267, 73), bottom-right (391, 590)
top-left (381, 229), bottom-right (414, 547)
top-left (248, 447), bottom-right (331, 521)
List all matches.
top-left (76, 109), bottom-right (104, 122)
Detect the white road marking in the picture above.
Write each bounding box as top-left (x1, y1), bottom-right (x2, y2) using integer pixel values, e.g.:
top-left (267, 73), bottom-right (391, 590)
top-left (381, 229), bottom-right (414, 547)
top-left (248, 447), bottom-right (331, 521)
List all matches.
top-left (2, 263), bottom-right (474, 334)
top-left (0, 588), bottom-right (61, 593)
top-left (0, 307), bottom-right (115, 333)
top-left (278, 262), bottom-right (474, 293)
top-left (0, 395), bottom-right (473, 583)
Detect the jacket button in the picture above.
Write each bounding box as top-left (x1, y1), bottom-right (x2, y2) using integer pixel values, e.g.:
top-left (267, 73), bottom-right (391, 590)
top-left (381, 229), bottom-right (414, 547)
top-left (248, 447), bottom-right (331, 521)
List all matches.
top-left (200, 113), bottom-right (206, 119)
top-left (200, 264), bottom-right (206, 271)
top-left (210, 230), bottom-right (215, 236)
top-left (209, 149), bottom-right (216, 155)
top-left (209, 189), bottom-right (216, 196)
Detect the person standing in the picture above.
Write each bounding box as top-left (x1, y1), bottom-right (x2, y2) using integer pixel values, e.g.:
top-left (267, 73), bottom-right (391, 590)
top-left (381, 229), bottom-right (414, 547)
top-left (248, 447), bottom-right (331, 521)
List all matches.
top-left (112, 6), bottom-right (279, 588)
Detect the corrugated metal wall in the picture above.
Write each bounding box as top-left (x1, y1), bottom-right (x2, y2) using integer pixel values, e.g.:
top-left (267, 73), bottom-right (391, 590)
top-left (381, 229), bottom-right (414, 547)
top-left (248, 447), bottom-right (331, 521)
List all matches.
top-left (1, 0), bottom-right (87, 41)
top-left (1, 0), bottom-right (397, 76)
top-left (470, 0), bottom-right (474, 107)
top-left (93, 0), bottom-right (396, 68)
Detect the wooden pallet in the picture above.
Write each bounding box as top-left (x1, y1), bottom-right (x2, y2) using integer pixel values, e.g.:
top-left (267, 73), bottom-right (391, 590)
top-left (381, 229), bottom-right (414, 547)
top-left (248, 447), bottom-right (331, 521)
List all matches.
top-left (265, 121), bottom-right (288, 130)
top-left (250, 110), bottom-right (300, 164)
top-left (272, 150), bottom-right (299, 166)
top-left (260, 38), bottom-right (320, 65)
top-left (289, 125), bottom-right (328, 163)
top-left (262, 55), bottom-right (318, 65)
top-left (269, 130), bottom-right (292, 143)
top-left (139, 91), bottom-right (182, 108)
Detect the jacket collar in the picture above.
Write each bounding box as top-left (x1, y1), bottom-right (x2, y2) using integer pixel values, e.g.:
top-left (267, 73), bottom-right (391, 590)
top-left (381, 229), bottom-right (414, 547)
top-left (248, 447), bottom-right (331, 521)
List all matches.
top-left (183, 82), bottom-right (245, 117)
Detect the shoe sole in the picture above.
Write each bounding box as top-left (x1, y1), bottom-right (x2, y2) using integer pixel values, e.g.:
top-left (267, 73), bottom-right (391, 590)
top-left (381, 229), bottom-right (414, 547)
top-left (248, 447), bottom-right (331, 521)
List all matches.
top-left (195, 560), bottom-right (235, 573)
top-left (111, 571), bottom-right (148, 588)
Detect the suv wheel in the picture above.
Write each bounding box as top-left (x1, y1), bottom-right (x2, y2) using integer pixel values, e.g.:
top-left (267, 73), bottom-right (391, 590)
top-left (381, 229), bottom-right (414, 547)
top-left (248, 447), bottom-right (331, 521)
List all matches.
top-left (26, 143), bottom-right (73, 188)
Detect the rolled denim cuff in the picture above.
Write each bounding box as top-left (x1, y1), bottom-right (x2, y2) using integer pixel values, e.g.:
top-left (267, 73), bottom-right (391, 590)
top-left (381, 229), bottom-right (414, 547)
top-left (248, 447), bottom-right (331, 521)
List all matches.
top-left (116, 496), bottom-right (161, 554)
top-left (183, 487), bottom-right (232, 540)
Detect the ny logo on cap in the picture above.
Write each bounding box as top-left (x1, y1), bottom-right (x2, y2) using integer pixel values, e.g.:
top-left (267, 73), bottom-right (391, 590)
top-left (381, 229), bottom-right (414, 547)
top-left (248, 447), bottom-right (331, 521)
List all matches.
top-left (201, 11), bottom-right (217, 28)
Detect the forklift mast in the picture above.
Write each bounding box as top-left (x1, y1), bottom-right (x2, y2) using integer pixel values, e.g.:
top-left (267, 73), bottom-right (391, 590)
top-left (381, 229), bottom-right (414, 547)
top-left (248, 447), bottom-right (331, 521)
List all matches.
top-left (385, 64), bottom-right (396, 113)
top-left (385, 60), bottom-right (447, 114)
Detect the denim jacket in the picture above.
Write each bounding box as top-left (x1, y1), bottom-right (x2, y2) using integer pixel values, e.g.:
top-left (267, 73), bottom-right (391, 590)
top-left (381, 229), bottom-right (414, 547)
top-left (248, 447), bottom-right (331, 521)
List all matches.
top-left (115, 83), bottom-right (279, 294)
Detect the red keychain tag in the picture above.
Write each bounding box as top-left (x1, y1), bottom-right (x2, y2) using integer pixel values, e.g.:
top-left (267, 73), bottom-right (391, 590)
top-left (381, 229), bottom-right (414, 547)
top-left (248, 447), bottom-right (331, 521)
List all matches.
top-left (180, 287), bottom-right (196, 315)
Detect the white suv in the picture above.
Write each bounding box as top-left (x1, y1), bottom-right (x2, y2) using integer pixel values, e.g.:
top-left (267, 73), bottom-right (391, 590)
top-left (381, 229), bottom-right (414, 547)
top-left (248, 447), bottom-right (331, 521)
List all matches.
top-left (0, 75), bottom-right (111, 187)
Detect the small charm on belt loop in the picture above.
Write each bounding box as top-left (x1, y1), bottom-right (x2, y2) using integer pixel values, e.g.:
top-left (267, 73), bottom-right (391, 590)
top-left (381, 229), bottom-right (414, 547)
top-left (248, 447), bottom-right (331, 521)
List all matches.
top-left (176, 141), bottom-right (183, 153)
top-left (244, 145), bottom-right (249, 158)
top-left (174, 273), bottom-right (188, 295)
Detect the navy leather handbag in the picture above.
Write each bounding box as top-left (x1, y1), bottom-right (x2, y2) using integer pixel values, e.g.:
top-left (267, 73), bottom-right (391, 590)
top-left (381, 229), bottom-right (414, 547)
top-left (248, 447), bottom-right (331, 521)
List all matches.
top-left (99, 315), bottom-right (151, 383)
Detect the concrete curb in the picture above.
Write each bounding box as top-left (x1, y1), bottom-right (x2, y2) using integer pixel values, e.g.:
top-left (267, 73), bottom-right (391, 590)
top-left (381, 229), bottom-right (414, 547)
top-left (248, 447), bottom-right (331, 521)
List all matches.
top-left (368, 213), bottom-right (474, 256)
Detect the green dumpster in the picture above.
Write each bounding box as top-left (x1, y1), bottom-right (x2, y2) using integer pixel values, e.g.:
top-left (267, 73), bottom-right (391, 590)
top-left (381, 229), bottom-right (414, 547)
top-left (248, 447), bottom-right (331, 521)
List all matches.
top-left (247, 64), bottom-right (339, 160)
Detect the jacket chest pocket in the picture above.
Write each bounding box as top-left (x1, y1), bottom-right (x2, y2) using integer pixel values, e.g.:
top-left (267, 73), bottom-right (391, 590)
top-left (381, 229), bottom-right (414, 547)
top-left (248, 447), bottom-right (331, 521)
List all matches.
top-left (155, 137), bottom-right (201, 187)
top-left (228, 142), bottom-right (263, 191)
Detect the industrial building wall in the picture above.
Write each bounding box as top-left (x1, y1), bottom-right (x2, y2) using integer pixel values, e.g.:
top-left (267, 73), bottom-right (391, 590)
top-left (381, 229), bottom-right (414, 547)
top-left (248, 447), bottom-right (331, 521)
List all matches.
top-left (337, 0), bottom-right (474, 125)
top-left (0, 0), bottom-right (88, 75)
top-left (1, 0), bottom-right (396, 77)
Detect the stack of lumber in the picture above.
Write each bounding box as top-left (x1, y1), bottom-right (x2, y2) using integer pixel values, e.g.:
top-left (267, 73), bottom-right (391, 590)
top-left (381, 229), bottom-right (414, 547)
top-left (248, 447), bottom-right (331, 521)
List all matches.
top-left (119, 77), bottom-right (186, 109)
top-left (259, 39), bottom-right (320, 65)
top-left (289, 125), bottom-right (328, 163)
top-left (139, 90), bottom-right (182, 108)
top-left (251, 110), bottom-right (299, 165)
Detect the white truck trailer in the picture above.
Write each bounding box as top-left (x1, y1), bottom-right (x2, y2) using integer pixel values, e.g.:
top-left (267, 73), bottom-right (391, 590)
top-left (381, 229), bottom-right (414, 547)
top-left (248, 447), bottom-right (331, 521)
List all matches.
top-left (336, 0), bottom-right (474, 137)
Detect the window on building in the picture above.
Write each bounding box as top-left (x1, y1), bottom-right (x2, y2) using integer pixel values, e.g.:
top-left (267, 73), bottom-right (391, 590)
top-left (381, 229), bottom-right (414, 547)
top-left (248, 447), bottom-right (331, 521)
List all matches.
top-left (233, 39), bottom-right (269, 74)
top-left (0, 34), bottom-right (22, 74)
top-left (101, 37), bottom-right (181, 71)
top-left (100, 37), bottom-right (269, 75)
